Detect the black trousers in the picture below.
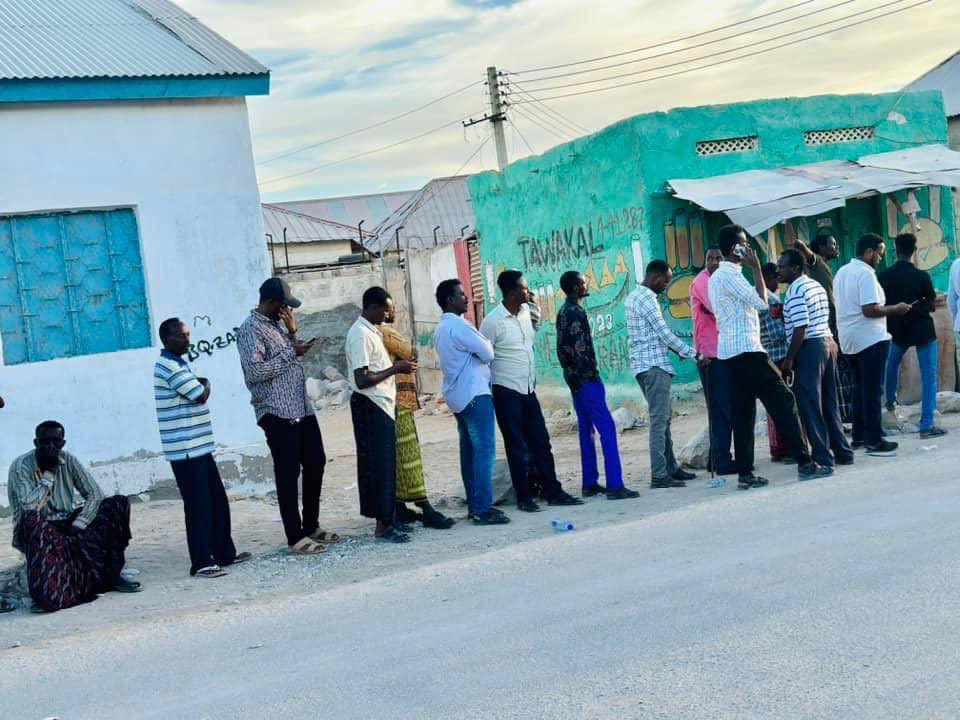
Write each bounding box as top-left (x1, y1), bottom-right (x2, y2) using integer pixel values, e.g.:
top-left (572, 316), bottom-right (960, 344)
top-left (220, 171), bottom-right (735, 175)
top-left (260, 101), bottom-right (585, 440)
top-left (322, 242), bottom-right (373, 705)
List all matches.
top-left (170, 454), bottom-right (237, 575)
top-left (850, 340), bottom-right (890, 447)
top-left (258, 413), bottom-right (327, 546)
top-left (491, 385), bottom-right (563, 503)
top-left (794, 338), bottom-right (854, 467)
top-left (350, 393), bottom-right (398, 525)
top-left (724, 352), bottom-right (811, 475)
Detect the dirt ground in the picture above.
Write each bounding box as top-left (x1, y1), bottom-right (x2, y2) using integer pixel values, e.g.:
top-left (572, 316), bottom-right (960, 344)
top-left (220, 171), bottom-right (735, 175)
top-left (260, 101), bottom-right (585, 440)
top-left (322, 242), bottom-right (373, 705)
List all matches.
top-left (1, 396), bottom-right (951, 650)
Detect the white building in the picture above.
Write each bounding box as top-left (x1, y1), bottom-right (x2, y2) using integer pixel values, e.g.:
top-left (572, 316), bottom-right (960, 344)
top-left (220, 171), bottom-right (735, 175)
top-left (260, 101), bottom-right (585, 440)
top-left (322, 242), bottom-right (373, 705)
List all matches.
top-left (0, 0), bottom-right (273, 509)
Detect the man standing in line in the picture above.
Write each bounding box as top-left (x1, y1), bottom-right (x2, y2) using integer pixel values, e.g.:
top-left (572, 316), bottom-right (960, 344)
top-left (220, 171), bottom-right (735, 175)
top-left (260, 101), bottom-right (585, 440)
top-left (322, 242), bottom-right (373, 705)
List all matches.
top-left (793, 233), bottom-right (855, 422)
top-left (557, 271), bottom-right (638, 500)
top-left (625, 260), bottom-right (700, 489)
top-left (346, 287), bottom-right (417, 543)
top-left (778, 251), bottom-right (854, 473)
top-left (480, 270), bottom-right (584, 512)
top-left (834, 234), bottom-right (912, 456)
top-left (237, 277), bottom-right (332, 556)
top-left (878, 232), bottom-right (946, 439)
top-left (758, 262), bottom-right (791, 463)
top-left (156, 318), bottom-right (250, 577)
top-left (435, 279), bottom-right (509, 525)
top-left (380, 306), bottom-right (455, 529)
top-left (708, 225), bottom-right (822, 488)
top-left (947, 250), bottom-right (960, 380)
top-left (689, 247), bottom-right (737, 475)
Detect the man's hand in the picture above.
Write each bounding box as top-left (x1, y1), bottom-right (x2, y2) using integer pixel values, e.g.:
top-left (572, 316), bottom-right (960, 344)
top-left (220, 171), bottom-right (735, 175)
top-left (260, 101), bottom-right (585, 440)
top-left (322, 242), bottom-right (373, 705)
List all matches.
top-left (741, 246), bottom-right (761, 270)
top-left (780, 357), bottom-right (794, 375)
top-left (293, 339), bottom-right (313, 357)
top-left (826, 337), bottom-right (839, 359)
top-left (889, 302), bottom-right (912, 316)
top-left (279, 306), bottom-right (297, 335)
top-left (394, 360), bottom-right (418, 374)
top-left (695, 353), bottom-right (711, 368)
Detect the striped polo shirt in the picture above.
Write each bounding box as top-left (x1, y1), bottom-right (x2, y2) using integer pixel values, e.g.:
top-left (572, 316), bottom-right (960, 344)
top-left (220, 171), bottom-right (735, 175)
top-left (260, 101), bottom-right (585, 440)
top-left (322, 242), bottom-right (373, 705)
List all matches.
top-left (784, 274), bottom-right (832, 341)
top-left (154, 350), bottom-right (215, 461)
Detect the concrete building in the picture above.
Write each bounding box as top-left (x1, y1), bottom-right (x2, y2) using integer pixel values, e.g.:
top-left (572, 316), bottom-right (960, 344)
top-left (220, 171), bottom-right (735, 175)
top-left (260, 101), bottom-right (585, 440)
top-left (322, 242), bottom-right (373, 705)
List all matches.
top-left (469, 91), bottom-right (960, 406)
top-left (0, 0), bottom-right (271, 509)
top-left (906, 51), bottom-right (960, 149)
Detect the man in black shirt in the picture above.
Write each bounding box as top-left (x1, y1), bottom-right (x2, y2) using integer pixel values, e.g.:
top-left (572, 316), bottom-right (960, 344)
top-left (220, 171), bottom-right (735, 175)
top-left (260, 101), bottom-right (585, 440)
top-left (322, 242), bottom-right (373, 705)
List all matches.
top-left (556, 271), bottom-right (638, 500)
top-left (877, 232), bottom-right (946, 438)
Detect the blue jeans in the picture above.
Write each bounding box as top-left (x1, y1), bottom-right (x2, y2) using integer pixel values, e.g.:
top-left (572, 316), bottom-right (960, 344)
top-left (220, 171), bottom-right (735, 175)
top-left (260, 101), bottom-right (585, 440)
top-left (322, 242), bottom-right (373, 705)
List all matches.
top-left (885, 340), bottom-right (938, 431)
top-left (571, 380), bottom-right (624, 490)
top-left (454, 395), bottom-right (496, 516)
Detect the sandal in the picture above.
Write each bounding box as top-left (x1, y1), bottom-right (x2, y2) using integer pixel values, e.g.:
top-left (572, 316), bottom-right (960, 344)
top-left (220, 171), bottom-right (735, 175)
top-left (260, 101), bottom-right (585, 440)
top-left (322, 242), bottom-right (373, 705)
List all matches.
top-left (195, 565), bottom-right (229, 578)
top-left (307, 529), bottom-right (341, 544)
top-left (230, 551), bottom-right (253, 565)
top-left (421, 509), bottom-right (455, 529)
top-left (289, 537), bottom-right (327, 556)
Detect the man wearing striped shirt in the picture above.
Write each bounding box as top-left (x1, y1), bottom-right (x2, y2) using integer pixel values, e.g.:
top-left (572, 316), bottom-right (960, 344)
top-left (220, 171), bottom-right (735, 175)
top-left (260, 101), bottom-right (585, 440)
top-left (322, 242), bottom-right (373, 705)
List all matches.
top-left (777, 251), bottom-right (854, 473)
top-left (708, 225), bottom-right (821, 488)
top-left (156, 318), bottom-right (248, 577)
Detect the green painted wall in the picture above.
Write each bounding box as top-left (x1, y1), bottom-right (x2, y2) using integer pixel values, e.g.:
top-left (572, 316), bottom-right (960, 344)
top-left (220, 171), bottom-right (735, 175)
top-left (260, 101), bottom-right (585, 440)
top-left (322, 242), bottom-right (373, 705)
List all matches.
top-left (468, 90), bottom-right (952, 404)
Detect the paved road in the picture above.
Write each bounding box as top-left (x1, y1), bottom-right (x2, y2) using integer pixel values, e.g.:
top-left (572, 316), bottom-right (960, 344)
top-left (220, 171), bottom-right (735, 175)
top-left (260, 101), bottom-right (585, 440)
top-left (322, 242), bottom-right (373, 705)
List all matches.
top-left (3, 456), bottom-right (960, 719)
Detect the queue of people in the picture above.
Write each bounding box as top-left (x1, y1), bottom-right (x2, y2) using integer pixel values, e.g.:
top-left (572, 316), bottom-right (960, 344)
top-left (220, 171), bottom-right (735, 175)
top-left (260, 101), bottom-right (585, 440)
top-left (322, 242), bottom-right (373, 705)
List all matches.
top-left (5, 224), bottom-right (954, 613)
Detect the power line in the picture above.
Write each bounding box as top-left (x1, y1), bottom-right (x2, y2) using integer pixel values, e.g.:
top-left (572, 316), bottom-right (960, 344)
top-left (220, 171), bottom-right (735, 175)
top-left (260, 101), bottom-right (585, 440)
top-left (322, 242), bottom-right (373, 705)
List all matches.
top-left (510, 0), bottom-right (910, 94)
top-left (258, 118), bottom-right (469, 187)
top-left (507, 0), bottom-right (820, 74)
top-left (508, 0), bottom-right (931, 104)
top-left (509, 0), bottom-right (863, 84)
top-left (508, 102), bottom-right (571, 142)
top-left (503, 92), bottom-right (577, 138)
top-left (257, 79), bottom-right (482, 166)
top-left (505, 81), bottom-right (589, 135)
top-left (509, 118), bottom-right (537, 156)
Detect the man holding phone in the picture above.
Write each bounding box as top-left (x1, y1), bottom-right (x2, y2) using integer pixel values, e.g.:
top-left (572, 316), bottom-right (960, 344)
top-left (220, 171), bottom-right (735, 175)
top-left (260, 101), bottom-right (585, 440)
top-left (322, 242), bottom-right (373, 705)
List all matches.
top-left (237, 277), bottom-right (333, 555)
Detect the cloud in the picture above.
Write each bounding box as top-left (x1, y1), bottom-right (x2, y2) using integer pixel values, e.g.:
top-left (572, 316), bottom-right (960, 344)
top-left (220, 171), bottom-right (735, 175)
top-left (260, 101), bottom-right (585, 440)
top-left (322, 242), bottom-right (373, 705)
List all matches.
top-left (179, 0), bottom-right (960, 202)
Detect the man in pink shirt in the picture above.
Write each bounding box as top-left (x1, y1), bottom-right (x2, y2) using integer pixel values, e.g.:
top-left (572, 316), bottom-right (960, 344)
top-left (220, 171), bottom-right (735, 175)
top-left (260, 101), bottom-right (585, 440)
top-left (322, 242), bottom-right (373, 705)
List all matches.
top-left (689, 247), bottom-right (736, 475)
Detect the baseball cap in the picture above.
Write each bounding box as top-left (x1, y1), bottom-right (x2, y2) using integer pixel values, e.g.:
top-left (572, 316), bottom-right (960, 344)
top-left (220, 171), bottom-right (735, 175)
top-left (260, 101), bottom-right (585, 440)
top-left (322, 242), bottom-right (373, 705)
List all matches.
top-left (259, 277), bottom-right (302, 308)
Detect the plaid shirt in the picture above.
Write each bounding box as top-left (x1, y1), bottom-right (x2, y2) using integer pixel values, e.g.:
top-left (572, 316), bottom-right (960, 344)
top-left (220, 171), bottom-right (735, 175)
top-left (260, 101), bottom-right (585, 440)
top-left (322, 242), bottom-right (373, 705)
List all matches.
top-left (708, 261), bottom-right (768, 360)
top-left (236, 310), bottom-right (311, 421)
top-left (625, 285), bottom-right (695, 376)
top-left (759, 296), bottom-right (788, 363)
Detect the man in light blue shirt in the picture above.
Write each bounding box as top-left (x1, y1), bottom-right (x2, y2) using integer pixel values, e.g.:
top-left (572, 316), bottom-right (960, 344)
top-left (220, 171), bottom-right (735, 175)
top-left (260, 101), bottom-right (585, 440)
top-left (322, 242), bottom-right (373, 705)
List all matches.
top-left (435, 279), bottom-right (509, 526)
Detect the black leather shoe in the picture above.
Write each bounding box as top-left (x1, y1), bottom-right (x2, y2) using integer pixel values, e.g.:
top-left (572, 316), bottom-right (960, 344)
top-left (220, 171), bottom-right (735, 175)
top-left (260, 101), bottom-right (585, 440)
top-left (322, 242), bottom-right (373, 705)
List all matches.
top-left (581, 484), bottom-right (606, 498)
top-left (113, 576), bottom-right (142, 593)
top-left (671, 468), bottom-right (696, 481)
top-left (606, 486), bottom-right (640, 500)
top-left (517, 499), bottom-right (542, 512)
top-left (650, 478), bottom-right (685, 488)
top-left (547, 492), bottom-right (585, 506)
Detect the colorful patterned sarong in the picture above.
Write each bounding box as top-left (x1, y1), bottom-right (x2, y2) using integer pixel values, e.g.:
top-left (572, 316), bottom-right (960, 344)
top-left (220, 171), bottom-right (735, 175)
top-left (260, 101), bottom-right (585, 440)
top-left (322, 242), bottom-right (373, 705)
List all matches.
top-left (18, 495), bottom-right (131, 612)
top-left (395, 407), bottom-right (427, 502)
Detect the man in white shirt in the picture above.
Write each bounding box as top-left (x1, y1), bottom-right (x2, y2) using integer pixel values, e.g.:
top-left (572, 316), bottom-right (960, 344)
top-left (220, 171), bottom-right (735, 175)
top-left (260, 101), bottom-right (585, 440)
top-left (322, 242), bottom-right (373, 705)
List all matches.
top-left (346, 287), bottom-right (418, 543)
top-left (480, 270), bottom-right (583, 512)
top-left (777, 250), bottom-right (853, 472)
top-left (708, 225), bottom-right (819, 488)
top-left (833, 233), bottom-right (911, 457)
top-left (948, 255), bottom-right (960, 382)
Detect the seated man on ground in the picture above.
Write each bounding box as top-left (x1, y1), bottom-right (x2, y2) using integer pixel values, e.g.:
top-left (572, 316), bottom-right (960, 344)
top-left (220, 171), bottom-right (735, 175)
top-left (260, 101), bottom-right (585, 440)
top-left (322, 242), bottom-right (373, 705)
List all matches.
top-left (7, 421), bottom-right (139, 612)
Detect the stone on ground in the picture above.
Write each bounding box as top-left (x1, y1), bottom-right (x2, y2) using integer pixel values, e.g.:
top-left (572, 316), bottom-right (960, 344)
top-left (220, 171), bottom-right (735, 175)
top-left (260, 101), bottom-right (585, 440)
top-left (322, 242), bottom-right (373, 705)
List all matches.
top-left (679, 425), bottom-right (710, 469)
top-left (937, 391), bottom-right (960, 414)
top-left (612, 407), bottom-right (637, 433)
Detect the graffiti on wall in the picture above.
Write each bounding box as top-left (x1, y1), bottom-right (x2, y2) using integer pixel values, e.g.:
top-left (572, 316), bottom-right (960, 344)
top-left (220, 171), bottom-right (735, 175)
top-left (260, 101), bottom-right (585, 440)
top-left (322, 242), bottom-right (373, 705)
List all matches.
top-left (885, 187), bottom-right (950, 271)
top-left (514, 207), bottom-right (643, 271)
top-left (663, 208), bottom-right (706, 321)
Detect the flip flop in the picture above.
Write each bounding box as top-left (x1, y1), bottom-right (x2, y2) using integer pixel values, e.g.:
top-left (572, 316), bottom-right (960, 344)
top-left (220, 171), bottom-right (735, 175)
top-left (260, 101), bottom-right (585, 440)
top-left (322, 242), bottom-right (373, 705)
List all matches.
top-left (308, 529), bottom-right (341, 544)
top-left (289, 537), bottom-right (327, 556)
top-left (231, 552), bottom-right (253, 564)
top-left (195, 565), bottom-right (229, 578)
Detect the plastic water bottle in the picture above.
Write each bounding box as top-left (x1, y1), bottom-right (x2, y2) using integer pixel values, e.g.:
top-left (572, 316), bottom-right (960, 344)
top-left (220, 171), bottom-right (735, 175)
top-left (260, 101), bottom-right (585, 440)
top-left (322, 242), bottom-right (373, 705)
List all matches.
top-left (551, 519), bottom-right (575, 532)
top-left (707, 477), bottom-right (725, 489)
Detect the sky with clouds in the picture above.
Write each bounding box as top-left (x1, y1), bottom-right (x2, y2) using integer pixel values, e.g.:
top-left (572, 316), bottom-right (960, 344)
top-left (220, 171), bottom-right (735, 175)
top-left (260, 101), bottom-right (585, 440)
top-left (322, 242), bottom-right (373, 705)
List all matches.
top-left (179, 0), bottom-right (960, 203)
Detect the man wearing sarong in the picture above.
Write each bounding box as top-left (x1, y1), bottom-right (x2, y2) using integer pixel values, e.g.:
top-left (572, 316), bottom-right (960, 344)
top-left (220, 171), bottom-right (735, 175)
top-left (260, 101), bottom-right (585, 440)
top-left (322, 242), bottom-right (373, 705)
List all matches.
top-left (380, 308), bottom-right (455, 529)
top-left (346, 287), bottom-right (418, 543)
top-left (8, 421), bottom-right (139, 612)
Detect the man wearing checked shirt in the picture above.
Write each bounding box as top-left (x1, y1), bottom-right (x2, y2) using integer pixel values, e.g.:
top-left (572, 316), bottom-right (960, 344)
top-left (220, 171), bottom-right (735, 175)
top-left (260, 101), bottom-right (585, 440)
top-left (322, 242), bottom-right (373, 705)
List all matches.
top-left (708, 224), bottom-right (824, 489)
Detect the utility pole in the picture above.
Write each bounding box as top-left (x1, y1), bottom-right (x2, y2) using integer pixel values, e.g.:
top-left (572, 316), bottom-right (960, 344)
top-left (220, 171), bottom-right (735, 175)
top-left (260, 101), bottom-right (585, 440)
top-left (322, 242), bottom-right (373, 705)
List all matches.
top-left (463, 66), bottom-right (508, 171)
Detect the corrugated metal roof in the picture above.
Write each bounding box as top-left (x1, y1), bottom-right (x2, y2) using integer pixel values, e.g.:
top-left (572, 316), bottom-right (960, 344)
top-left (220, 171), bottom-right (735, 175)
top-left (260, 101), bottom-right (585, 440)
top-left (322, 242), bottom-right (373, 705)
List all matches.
top-left (274, 189), bottom-right (416, 231)
top-left (668, 144), bottom-right (960, 235)
top-left (904, 50), bottom-right (960, 117)
top-left (368, 175), bottom-right (476, 253)
top-left (0, 0), bottom-right (267, 80)
top-left (262, 204), bottom-right (371, 247)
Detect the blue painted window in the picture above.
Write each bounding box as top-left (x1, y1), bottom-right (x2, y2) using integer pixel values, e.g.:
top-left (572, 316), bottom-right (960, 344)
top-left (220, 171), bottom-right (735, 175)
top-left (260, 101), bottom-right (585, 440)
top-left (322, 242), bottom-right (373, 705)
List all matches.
top-left (0, 208), bottom-right (151, 364)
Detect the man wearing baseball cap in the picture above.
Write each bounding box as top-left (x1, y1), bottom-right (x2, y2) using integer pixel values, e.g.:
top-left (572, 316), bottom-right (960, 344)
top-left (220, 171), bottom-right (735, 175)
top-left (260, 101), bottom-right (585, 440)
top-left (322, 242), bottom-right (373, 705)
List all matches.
top-left (237, 277), bottom-right (337, 555)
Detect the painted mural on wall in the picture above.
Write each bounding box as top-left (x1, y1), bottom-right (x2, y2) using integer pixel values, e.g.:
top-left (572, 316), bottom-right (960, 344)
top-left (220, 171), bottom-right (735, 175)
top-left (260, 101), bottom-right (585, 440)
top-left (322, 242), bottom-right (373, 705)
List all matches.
top-left (884, 186), bottom-right (953, 279)
top-left (483, 207), bottom-right (645, 387)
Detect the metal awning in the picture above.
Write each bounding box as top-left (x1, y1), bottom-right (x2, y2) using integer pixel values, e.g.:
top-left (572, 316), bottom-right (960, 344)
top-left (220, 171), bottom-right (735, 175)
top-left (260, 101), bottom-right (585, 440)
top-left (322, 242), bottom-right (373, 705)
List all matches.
top-left (667, 145), bottom-right (960, 235)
